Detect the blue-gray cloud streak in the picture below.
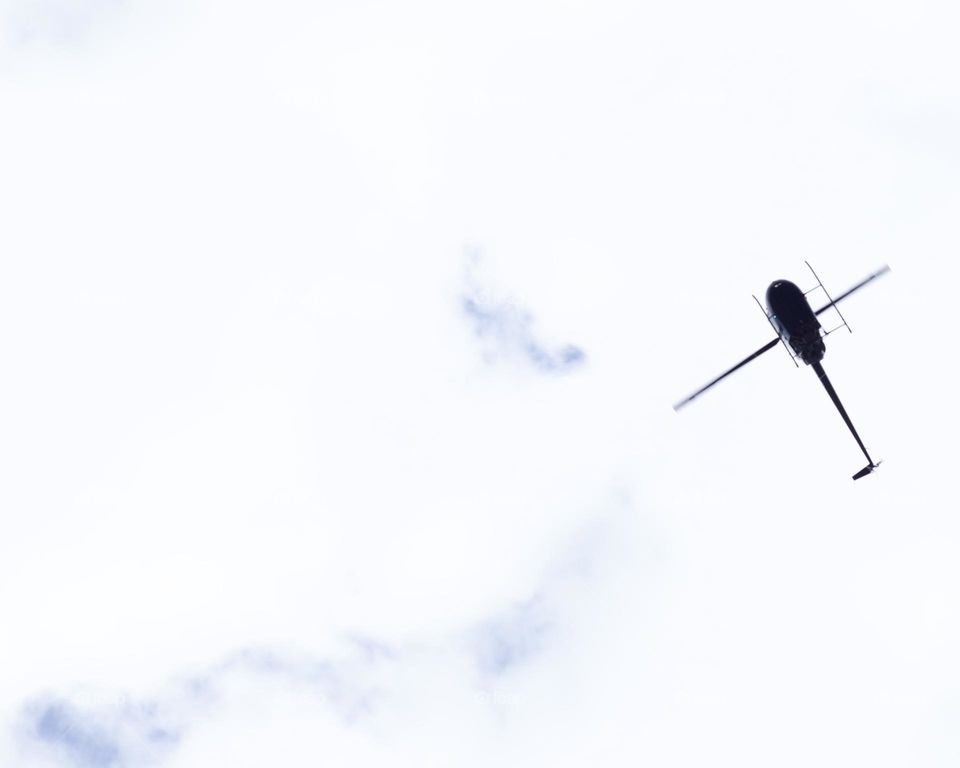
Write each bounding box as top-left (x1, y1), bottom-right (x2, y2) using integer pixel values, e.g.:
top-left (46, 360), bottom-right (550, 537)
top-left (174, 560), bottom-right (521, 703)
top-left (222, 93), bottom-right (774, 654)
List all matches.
top-left (34, 702), bottom-right (121, 767)
top-left (461, 291), bottom-right (585, 374)
top-left (473, 596), bottom-right (552, 679)
top-left (23, 697), bottom-right (177, 768)
top-left (2, 0), bottom-right (126, 47)
top-left (15, 599), bottom-right (561, 766)
top-left (15, 641), bottom-right (392, 767)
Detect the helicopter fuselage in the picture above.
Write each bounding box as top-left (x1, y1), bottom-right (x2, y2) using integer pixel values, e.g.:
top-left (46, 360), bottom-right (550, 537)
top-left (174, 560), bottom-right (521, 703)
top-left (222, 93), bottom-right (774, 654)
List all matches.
top-left (674, 264), bottom-right (890, 480)
top-left (766, 279), bottom-right (825, 365)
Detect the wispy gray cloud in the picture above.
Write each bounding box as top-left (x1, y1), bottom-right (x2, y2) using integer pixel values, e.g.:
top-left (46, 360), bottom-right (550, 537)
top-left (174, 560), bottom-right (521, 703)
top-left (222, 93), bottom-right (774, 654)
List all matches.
top-left (220, 647), bottom-right (385, 724)
top-left (16, 587), bottom-right (600, 768)
top-left (15, 593), bottom-right (564, 766)
top-left (15, 641), bottom-right (392, 767)
top-left (472, 595), bottom-right (552, 679)
top-left (22, 696), bottom-right (177, 768)
top-left (2, 0), bottom-right (126, 47)
top-left (462, 256), bottom-right (586, 374)
top-left (12, 512), bottom-right (618, 767)
top-left (33, 701), bottom-right (121, 767)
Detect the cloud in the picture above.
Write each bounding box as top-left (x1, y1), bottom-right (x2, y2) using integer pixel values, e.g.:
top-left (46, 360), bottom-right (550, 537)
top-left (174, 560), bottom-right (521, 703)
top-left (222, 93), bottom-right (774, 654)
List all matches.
top-left (14, 640), bottom-right (461, 767)
top-left (213, 647), bottom-right (385, 725)
top-left (32, 702), bottom-right (121, 767)
top-left (9, 509), bottom-right (621, 768)
top-left (1, 0), bottom-right (127, 47)
top-left (462, 256), bottom-right (586, 374)
top-left (11, 603), bottom-right (541, 766)
top-left (472, 596), bottom-right (551, 679)
top-left (15, 644), bottom-right (381, 768)
top-left (20, 696), bottom-right (177, 768)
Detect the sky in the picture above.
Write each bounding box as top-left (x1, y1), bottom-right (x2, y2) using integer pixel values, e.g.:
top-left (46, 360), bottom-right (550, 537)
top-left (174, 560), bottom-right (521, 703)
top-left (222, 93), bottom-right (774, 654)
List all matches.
top-left (1, 0), bottom-right (959, 765)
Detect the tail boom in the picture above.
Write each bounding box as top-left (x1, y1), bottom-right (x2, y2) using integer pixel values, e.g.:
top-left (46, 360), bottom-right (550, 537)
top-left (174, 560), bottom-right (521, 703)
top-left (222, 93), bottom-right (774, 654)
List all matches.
top-left (810, 361), bottom-right (878, 481)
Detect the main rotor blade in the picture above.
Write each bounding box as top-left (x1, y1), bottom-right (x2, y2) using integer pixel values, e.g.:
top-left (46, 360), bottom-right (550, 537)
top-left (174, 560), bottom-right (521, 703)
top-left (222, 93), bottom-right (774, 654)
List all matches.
top-left (814, 264), bottom-right (891, 316)
top-left (673, 338), bottom-right (780, 411)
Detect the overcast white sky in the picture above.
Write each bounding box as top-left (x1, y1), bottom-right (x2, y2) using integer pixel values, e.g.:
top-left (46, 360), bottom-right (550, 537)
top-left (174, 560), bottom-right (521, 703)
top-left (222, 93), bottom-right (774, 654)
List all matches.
top-left (1, 0), bottom-right (959, 765)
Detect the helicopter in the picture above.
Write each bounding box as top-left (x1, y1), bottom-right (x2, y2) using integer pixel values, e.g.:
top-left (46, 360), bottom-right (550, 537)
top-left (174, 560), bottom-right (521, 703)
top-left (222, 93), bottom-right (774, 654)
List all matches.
top-left (673, 263), bottom-right (891, 480)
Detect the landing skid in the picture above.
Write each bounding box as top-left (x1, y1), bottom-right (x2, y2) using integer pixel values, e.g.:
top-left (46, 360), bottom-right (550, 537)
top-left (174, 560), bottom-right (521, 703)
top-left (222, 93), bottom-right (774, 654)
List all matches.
top-left (752, 294), bottom-right (798, 367)
top-left (804, 261), bottom-right (853, 339)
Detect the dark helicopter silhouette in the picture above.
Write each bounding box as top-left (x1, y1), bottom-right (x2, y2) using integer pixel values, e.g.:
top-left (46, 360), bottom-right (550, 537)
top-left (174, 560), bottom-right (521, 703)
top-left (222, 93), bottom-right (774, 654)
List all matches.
top-left (673, 263), bottom-right (890, 480)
